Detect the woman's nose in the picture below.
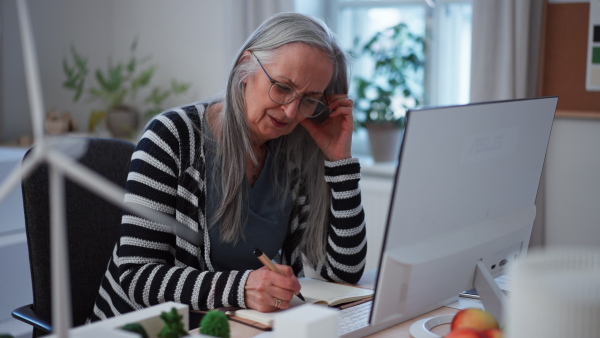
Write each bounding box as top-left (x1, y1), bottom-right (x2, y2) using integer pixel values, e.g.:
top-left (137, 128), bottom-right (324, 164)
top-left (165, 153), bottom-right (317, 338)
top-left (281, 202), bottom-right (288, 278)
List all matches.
top-left (281, 100), bottom-right (299, 119)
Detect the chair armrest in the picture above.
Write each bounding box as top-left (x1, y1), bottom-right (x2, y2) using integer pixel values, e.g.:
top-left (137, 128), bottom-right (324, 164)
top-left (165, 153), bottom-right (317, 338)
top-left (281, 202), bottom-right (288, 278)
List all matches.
top-left (12, 304), bottom-right (52, 334)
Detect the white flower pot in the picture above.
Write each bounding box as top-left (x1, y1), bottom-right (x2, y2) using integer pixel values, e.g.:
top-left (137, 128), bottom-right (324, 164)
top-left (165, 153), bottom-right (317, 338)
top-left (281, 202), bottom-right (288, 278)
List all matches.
top-left (367, 124), bottom-right (404, 162)
top-left (106, 105), bottom-right (139, 138)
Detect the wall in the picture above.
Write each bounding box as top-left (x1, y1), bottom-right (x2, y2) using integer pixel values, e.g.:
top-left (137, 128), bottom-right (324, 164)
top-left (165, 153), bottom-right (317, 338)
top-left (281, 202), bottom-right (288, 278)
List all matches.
top-left (1, 0), bottom-right (35, 142)
top-left (540, 2), bottom-right (600, 247)
top-left (545, 118), bottom-right (600, 246)
top-left (109, 0), bottom-right (230, 107)
top-left (0, 0), bottom-right (230, 143)
top-left (360, 166), bottom-right (395, 270)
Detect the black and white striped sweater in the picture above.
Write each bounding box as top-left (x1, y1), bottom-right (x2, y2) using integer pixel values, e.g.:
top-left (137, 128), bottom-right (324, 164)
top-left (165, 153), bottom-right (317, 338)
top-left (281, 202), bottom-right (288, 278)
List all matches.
top-left (89, 103), bottom-right (367, 321)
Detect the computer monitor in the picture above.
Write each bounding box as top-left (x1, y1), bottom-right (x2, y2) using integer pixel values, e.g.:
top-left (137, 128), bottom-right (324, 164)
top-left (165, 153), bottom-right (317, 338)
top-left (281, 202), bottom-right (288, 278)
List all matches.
top-left (344, 97), bottom-right (557, 337)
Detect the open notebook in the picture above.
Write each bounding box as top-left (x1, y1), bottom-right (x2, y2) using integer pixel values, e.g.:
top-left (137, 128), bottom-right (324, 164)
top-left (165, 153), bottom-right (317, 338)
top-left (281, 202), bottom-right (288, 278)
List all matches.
top-left (228, 278), bottom-right (374, 327)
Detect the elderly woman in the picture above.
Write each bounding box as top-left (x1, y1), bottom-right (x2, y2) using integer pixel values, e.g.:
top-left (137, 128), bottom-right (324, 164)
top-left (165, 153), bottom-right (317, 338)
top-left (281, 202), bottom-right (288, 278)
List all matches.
top-left (89, 12), bottom-right (366, 323)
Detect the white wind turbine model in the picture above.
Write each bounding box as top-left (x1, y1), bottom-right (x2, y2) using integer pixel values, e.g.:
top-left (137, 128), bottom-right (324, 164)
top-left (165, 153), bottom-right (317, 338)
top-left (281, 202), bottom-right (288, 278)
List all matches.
top-left (0, 1), bottom-right (187, 336)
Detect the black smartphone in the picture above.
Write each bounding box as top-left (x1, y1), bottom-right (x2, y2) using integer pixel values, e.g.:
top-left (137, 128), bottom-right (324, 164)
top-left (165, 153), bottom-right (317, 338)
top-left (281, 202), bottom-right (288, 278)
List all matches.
top-left (310, 95), bottom-right (331, 125)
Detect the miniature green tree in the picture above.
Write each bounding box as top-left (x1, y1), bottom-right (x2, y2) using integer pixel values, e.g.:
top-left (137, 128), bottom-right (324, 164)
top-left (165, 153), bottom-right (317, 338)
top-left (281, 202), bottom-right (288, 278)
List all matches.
top-left (121, 323), bottom-right (149, 338)
top-left (200, 310), bottom-right (230, 338)
top-left (157, 307), bottom-right (187, 338)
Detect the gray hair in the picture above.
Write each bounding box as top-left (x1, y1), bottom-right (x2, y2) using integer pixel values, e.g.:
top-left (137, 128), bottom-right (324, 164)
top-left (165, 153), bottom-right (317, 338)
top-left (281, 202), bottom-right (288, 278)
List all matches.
top-left (210, 12), bottom-right (349, 267)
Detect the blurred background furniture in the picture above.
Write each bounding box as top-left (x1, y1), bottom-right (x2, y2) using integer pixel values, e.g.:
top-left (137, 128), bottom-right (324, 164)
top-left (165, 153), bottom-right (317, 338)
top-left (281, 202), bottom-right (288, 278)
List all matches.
top-left (11, 137), bottom-right (134, 337)
top-left (0, 147), bottom-right (31, 338)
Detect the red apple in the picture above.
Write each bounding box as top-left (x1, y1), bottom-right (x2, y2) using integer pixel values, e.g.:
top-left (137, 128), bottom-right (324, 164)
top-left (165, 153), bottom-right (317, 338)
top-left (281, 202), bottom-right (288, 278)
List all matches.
top-left (482, 328), bottom-right (503, 338)
top-left (451, 308), bottom-right (499, 331)
top-left (445, 328), bottom-right (484, 338)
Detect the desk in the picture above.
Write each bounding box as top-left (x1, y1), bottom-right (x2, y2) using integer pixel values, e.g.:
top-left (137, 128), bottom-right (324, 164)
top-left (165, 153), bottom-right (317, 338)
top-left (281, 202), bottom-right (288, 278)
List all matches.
top-left (207, 306), bottom-right (458, 337)
top-left (189, 270), bottom-right (460, 337)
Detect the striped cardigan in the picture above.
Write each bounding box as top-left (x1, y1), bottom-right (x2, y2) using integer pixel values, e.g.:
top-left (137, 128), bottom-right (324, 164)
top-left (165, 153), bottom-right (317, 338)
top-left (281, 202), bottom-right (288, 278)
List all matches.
top-left (89, 103), bottom-right (367, 321)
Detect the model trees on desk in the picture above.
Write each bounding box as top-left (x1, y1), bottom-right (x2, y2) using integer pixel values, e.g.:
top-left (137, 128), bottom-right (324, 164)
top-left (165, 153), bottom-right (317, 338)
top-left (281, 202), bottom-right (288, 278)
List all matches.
top-left (121, 323), bottom-right (149, 338)
top-left (157, 308), bottom-right (188, 338)
top-left (119, 306), bottom-right (198, 338)
top-left (200, 310), bottom-right (231, 338)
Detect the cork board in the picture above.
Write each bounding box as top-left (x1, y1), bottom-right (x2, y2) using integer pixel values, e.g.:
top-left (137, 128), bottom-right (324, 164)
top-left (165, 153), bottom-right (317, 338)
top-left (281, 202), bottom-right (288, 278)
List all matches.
top-left (540, 2), bottom-right (600, 118)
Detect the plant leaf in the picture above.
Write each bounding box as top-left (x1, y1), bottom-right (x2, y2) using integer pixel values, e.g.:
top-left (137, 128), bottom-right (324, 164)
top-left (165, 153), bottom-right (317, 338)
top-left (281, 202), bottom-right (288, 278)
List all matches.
top-left (87, 110), bottom-right (106, 132)
top-left (350, 20), bottom-right (425, 125)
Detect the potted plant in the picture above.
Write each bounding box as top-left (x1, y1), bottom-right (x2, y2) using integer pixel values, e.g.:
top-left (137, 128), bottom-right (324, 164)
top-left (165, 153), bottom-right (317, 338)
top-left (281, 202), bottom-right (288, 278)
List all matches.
top-left (63, 37), bottom-right (191, 138)
top-left (351, 22), bottom-right (425, 162)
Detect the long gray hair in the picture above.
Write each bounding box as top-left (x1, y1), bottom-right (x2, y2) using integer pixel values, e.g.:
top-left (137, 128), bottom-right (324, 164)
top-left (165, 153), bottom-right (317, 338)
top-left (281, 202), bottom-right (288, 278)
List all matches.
top-left (210, 12), bottom-right (349, 267)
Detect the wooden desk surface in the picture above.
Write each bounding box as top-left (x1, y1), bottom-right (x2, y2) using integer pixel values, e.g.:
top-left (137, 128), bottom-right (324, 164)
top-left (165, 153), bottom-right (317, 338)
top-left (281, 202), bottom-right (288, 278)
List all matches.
top-left (363, 306), bottom-right (458, 337)
top-left (190, 306), bottom-right (458, 337)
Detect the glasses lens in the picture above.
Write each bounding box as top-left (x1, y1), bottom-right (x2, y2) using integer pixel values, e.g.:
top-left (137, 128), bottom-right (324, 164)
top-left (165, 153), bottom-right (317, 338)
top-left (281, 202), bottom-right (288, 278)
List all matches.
top-left (299, 97), bottom-right (330, 118)
top-left (269, 83), bottom-right (295, 105)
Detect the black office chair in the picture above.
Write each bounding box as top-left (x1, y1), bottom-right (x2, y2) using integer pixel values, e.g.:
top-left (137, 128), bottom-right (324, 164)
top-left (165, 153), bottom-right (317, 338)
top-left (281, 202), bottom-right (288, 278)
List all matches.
top-left (11, 137), bottom-right (135, 337)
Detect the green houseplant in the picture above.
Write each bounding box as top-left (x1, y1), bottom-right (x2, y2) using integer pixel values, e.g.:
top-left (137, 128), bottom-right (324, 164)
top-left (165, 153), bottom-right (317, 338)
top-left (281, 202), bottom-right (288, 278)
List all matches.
top-left (63, 38), bottom-right (191, 138)
top-left (351, 22), bottom-right (425, 161)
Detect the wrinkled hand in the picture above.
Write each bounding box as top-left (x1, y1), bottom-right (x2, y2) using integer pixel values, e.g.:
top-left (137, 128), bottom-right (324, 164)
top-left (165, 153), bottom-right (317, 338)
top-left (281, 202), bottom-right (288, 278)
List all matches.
top-left (300, 94), bottom-right (354, 161)
top-left (245, 265), bottom-right (301, 312)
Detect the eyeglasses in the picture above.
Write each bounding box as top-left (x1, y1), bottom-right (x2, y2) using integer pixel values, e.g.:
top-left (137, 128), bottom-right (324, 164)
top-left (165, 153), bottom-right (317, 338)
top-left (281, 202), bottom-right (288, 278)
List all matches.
top-left (251, 52), bottom-right (331, 119)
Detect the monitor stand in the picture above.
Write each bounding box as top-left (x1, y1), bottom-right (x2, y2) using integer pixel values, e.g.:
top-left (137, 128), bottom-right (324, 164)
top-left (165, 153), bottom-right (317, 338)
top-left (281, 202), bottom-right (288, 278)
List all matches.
top-left (409, 261), bottom-right (508, 338)
top-left (474, 260), bottom-right (507, 326)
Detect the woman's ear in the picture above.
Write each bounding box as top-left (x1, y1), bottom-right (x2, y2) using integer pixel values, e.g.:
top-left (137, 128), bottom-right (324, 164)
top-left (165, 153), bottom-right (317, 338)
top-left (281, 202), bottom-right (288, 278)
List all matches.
top-left (238, 51), bottom-right (253, 84)
top-left (238, 51), bottom-right (253, 66)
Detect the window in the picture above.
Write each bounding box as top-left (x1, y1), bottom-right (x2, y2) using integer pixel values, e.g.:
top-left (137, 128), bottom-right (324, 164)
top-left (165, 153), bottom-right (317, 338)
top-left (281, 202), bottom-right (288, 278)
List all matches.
top-left (330, 0), bottom-right (472, 108)
top-left (427, 1), bottom-right (472, 106)
top-left (295, 0), bottom-right (472, 159)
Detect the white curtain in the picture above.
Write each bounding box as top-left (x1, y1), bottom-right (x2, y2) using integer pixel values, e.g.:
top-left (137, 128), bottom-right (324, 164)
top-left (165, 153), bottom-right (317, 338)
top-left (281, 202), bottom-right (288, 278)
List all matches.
top-left (470, 0), bottom-right (545, 102)
top-left (0, 1), bottom-right (4, 141)
top-left (224, 0), bottom-right (294, 60)
top-left (469, 0), bottom-right (546, 247)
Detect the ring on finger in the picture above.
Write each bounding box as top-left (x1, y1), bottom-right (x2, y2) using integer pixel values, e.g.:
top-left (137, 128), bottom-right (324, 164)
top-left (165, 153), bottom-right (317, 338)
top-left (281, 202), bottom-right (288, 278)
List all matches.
top-left (273, 297), bottom-right (282, 308)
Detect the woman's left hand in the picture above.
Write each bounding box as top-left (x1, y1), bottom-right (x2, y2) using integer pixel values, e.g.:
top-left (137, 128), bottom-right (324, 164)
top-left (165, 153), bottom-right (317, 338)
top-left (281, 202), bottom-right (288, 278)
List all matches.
top-left (300, 94), bottom-right (354, 161)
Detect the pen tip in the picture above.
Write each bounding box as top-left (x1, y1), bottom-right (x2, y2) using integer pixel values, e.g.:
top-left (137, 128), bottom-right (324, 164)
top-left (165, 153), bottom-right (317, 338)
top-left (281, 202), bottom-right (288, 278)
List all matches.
top-left (253, 248), bottom-right (263, 257)
top-left (297, 293), bottom-right (306, 302)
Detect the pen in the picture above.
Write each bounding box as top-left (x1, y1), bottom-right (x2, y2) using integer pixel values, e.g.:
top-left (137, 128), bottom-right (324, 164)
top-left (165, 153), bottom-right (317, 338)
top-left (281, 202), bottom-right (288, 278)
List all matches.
top-left (253, 248), bottom-right (306, 302)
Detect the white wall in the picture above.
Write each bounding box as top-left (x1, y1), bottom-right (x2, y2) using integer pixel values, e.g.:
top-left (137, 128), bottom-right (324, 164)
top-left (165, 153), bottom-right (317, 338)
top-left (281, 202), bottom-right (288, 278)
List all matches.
top-left (1, 0), bottom-right (34, 142)
top-left (360, 166), bottom-right (395, 270)
top-left (109, 0), bottom-right (229, 106)
top-left (1, 0), bottom-right (232, 142)
top-left (544, 117), bottom-right (600, 247)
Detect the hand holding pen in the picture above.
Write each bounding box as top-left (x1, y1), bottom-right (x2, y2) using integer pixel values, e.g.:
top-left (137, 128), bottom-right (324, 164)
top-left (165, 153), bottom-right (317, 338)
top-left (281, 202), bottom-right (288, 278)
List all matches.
top-left (243, 248), bottom-right (304, 312)
top-left (254, 248), bottom-right (305, 302)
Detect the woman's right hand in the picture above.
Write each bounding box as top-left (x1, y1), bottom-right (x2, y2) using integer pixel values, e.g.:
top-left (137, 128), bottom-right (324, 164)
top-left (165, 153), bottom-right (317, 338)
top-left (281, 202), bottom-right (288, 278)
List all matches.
top-left (244, 265), bottom-right (301, 312)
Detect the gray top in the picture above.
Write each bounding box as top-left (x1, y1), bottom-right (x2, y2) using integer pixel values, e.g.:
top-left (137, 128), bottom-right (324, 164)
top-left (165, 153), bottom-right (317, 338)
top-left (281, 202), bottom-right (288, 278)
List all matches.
top-left (204, 121), bottom-right (291, 271)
